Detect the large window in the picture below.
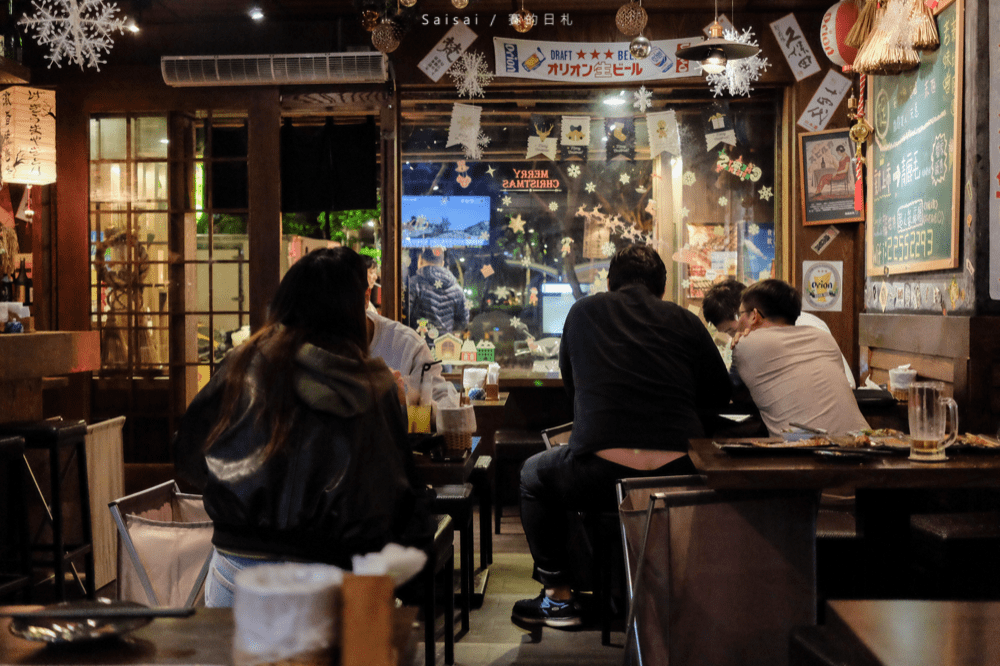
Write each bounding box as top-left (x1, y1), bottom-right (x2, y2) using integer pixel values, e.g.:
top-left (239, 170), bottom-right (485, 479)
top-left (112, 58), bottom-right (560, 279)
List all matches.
top-left (400, 89), bottom-right (780, 369)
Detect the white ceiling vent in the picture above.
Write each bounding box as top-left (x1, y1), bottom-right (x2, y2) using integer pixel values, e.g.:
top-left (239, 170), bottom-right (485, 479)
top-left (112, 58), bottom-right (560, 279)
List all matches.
top-left (161, 52), bottom-right (388, 87)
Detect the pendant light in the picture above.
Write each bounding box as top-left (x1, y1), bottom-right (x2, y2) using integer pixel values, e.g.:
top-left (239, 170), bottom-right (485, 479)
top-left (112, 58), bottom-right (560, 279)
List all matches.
top-left (675, 0), bottom-right (759, 73)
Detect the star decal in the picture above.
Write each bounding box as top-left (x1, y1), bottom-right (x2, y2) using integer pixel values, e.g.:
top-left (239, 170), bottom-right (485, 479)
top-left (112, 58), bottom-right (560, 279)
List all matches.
top-left (590, 49), bottom-right (600, 59)
top-left (486, 165), bottom-right (496, 177)
top-left (619, 173), bottom-right (631, 184)
top-left (567, 164), bottom-right (581, 178)
top-left (604, 49), bottom-right (614, 59)
top-left (434, 279), bottom-right (444, 289)
top-left (585, 181), bottom-right (596, 193)
top-left (758, 185), bottom-right (773, 201)
top-left (510, 316), bottom-right (522, 328)
top-left (577, 50), bottom-right (586, 59)
top-left (509, 214), bottom-right (527, 233)
top-left (502, 195), bottom-right (512, 206)
top-left (680, 206), bottom-right (690, 218)
top-left (549, 201), bottom-right (559, 211)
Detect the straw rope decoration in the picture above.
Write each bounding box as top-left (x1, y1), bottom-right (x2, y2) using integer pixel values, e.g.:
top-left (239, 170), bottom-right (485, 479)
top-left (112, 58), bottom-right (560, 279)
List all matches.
top-left (845, 0), bottom-right (878, 48)
top-left (910, 0), bottom-right (939, 51)
top-left (853, 0), bottom-right (919, 74)
top-left (854, 74), bottom-right (867, 212)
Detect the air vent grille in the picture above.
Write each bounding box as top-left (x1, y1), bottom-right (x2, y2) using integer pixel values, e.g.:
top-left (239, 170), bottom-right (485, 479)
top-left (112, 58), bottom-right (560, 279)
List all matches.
top-left (161, 53), bottom-right (387, 87)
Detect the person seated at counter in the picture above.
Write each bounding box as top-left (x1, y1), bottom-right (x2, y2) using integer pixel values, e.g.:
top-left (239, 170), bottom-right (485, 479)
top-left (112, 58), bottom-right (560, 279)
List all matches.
top-left (407, 247), bottom-right (469, 336)
top-left (703, 278), bottom-right (856, 388)
top-left (512, 245), bottom-right (732, 629)
top-left (730, 278), bottom-right (869, 437)
top-left (173, 247), bottom-right (432, 607)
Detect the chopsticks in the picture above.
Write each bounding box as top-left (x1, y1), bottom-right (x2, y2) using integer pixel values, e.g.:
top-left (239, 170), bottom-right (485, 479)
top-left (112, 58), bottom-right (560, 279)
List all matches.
top-left (788, 422), bottom-right (828, 435)
top-left (4, 607), bottom-right (196, 620)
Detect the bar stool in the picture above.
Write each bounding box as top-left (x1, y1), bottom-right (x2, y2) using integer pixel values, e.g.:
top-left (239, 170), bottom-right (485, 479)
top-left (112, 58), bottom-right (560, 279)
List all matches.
top-left (0, 419), bottom-right (95, 601)
top-left (0, 435), bottom-right (31, 602)
top-left (429, 483), bottom-right (474, 634)
top-left (469, 454), bottom-right (493, 569)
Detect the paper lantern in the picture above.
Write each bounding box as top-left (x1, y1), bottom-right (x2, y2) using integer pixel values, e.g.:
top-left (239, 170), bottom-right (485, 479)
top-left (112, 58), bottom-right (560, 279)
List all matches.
top-left (821, 0), bottom-right (860, 69)
top-left (0, 87), bottom-right (57, 185)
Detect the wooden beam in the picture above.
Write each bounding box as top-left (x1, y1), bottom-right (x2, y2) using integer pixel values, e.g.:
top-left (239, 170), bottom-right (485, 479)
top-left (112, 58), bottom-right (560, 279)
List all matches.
top-left (248, 88), bottom-right (282, 332)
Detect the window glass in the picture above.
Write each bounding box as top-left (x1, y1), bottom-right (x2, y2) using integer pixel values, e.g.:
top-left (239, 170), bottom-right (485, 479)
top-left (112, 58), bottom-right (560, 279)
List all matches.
top-left (400, 89), bottom-right (779, 369)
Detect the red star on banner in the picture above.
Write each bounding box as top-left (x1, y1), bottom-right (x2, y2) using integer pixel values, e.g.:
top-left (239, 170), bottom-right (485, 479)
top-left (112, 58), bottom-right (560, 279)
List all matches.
top-left (590, 50), bottom-right (600, 59)
top-left (996, 168), bottom-right (1000, 196)
top-left (577, 50), bottom-right (586, 59)
top-left (604, 49), bottom-right (614, 59)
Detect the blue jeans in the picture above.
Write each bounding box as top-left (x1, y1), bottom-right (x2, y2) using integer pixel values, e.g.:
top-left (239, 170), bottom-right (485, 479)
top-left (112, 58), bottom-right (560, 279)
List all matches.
top-left (204, 548), bottom-right (283, 608)
top-left (519, 445), bottom-right (695, 588)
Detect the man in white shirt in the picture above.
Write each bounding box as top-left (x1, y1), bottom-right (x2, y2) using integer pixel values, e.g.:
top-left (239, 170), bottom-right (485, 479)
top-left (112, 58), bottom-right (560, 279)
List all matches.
top-left (730, 279), bottom-right (868, 436)
top-left (703, 278), bottom-right (856, 389)
top-left (367, 310), bottom-right (458, 408)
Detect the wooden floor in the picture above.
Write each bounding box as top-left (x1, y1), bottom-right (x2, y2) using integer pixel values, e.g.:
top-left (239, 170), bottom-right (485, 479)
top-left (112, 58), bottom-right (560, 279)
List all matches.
top-left (416, 508), bottom-right (626, 666)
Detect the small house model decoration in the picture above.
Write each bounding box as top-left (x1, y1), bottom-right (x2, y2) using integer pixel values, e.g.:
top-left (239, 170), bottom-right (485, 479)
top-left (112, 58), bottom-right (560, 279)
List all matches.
top-left (476, 339), bottom-right (496, 363)
top-left (434, 332), bottom-right (463, 362)
top-left (460, 338), bottom-right (478, 362)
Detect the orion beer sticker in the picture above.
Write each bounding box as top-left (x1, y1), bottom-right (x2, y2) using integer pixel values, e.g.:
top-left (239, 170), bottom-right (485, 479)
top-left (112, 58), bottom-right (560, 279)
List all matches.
top-left (802, 260), bottom-right (843, 312)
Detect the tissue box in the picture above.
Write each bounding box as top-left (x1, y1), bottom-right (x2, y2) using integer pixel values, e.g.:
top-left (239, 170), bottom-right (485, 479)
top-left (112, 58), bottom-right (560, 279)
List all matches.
top-left (888, 367), bottom-right (917, 402)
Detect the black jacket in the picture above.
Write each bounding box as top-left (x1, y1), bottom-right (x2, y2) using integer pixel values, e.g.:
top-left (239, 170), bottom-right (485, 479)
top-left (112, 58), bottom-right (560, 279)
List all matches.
top-left (174, 341), bottom-right (432, 569)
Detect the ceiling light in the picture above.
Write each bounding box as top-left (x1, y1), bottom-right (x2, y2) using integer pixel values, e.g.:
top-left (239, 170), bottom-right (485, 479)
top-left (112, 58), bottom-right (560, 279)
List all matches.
top-left (123, 16), bottom-right (139, 33)
top-left (675, 18), bottom-right (759, 72)
top-left (602, 93), bottom-right (627, 106)
top-left (249, 7), bottom-right (264, 20)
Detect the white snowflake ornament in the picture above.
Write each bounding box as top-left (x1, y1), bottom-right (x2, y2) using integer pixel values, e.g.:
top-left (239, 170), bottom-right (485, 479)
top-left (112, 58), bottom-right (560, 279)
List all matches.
top-left (704, 28), bottom-right (769, 98)
top-left (501, 195), bottom-right (512, 206)
top-left (585, 182), bottom-right (596, 193)
top-left (748, 222), bottom-right (761, 235)
top-left (632, 86), bottom-right (653, 113)
top-left (718, 196), bottom-right (729, 207)
top-left (449, 51), bottom-right (494, 99)
top-left (567, 165), bottom-right (581, 178)
top-left (20, 0), bottom-right (127, 71)
top-left (758, 185), bottom-right (773, 201)
top-left (619, 173), bottom-right (631, 185)
top-left (549, 202), bottom-right (559, 212)
top-left (683, 171), bottom-right (696, 186)
top-left (462, 129), bottom-right (490, 160)
top-left (602, 241), bottom-right (617, 257)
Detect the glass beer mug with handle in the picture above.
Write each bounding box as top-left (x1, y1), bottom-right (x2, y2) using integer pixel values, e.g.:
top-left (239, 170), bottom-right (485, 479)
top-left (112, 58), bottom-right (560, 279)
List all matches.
top-left (908, 381), bottom-right (959, 462)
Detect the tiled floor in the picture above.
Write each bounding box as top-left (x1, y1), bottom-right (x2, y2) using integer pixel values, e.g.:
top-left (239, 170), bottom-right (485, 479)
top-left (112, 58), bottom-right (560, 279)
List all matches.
top-left (415, 509), bottom-right (626, 666)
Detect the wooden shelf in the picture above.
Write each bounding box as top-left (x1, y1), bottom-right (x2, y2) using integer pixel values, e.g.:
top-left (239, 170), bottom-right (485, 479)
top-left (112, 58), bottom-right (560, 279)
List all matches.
top-left (0, 57), bottom-right (29, 85)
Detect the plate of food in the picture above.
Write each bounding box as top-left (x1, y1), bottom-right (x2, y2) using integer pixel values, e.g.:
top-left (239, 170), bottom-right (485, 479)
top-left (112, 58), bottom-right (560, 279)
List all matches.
top-left (952, 433), bottom-right (1000, 452)
top-left (6, 599), bottom-right (192, 644)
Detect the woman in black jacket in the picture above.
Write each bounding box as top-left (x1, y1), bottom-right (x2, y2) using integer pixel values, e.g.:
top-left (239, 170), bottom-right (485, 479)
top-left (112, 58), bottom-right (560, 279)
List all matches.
top-left (174, 247), bottom-right (431, 607)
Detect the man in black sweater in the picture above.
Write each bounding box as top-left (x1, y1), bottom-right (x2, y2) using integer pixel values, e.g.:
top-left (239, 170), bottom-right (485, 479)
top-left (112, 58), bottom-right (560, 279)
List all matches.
top-left (512, 245), bottom-right (732, 628)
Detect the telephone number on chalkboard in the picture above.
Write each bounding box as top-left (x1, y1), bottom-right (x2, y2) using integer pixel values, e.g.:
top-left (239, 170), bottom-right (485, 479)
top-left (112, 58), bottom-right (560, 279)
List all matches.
top-left (873, 228), bottom-right (935, 266)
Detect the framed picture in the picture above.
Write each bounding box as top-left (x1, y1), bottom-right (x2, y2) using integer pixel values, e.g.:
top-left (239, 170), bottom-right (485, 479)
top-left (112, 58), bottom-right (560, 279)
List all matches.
top-left (799, 128), bottom-right (864, 225)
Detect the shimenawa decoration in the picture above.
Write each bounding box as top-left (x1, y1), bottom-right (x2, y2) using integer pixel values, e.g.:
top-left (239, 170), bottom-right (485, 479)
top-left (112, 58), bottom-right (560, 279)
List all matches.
top-left (852, 0), bottom-right (919, 74)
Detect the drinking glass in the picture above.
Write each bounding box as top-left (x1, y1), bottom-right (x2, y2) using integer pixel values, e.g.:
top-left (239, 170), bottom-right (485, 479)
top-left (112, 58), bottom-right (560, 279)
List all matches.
top-left (907, 381), bottom-right (958, 462)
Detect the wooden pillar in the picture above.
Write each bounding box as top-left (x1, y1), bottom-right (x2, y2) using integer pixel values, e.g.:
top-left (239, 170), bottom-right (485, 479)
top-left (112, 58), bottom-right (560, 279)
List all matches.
top-left (380, 83), bottom-right (402, 321)
top-left (247, 89), bottom-right (282, 332)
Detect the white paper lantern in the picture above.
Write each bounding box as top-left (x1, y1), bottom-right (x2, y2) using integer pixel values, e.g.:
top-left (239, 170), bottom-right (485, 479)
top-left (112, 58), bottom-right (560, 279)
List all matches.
top-left (1, 87), bottom-right (57, 185)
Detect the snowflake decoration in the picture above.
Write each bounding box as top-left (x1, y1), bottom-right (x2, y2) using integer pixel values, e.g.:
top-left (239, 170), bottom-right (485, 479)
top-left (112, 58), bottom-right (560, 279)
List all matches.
top-left (681, 278), bottom-right (691, 289)
top-left (510, 316), bottom-right (523, 329)
top-left (549, 202), bottom-right (559, 212)
top-left (683, 171), bottom-right (696, 186)
top-left (509, 214), bottom-right (527, 233)
top-left (567, 165), bottom-right (581, 178)
top-left (619, 173), bottom-right (631, 185)
top-left (680, 206), bottom-right (690, 218)
top-left (449, 51), bottom-right (495, 99)
top-left (434, 279), bottom-right (444, 289)
top-left (480, 231), bottom-right (490, 241)
top-left (602, 241), bottom-right (617, 258)
top-left (633, 86), bottom-right (653, 113)
top-left (520, 255), bottom-right (531, 267)
top-left (585, 181), bottom-right (596, 193)
top-left (704, 28), bottom-right (769, 98)
top-left (718, 196), bottom-right (729, 207)
top-left (501, 195), bottom-right (512, 206)
top-left (462, 130), bottom-right (490, 160)
top-left (20, 0), bottom-right (127, 71)
top-left (758, 185), bottom-right (773, 201)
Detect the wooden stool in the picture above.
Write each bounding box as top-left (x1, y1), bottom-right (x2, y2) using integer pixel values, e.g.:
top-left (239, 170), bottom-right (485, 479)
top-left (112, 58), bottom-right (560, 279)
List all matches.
top-left (424, 515), bottom-right (456, 666)
top-left (910, 512), bottom-right (1000, 599)
top-left (2, 419), bottom-right (94, 601)
top-left (493, 429), bottom-right (546, 534)
top-left (430, 483), bottom-right (474, 634)
top-left (0, 435), bottom-right (31, 602)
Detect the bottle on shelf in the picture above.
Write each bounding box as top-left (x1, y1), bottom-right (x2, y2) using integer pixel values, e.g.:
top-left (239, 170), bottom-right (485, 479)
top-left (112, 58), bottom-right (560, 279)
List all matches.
top-left (13, 258), bottom-right (26, 304)
top-left (0, 273), bottom-right (12, 302)
top-left (1, 0), bottom-right (22, 63)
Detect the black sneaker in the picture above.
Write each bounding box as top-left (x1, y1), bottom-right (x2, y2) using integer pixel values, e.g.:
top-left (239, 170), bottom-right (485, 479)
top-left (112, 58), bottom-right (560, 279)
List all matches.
top-left (511, 591), bottom-right (583, 628)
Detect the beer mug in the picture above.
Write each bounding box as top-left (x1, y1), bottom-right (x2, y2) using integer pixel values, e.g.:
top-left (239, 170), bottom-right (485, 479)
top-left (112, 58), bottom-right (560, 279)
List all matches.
top-left (907, 381), bottom-right (958, 462)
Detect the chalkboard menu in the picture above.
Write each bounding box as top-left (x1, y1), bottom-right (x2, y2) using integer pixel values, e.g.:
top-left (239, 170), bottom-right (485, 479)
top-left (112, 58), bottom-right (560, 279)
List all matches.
top-left (865, 0), bottom-right (963, 275)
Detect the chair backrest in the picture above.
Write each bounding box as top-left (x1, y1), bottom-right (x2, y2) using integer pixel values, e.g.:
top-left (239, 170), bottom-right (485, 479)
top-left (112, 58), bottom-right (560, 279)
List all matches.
top-left (541, 422), bottom-right (573, 450)
top-left (109, 480), bottom-right (214, 607)
top-left (617, 476), bottom-right (816, 666)
top-left (85, 416), bottom-right (126, 591)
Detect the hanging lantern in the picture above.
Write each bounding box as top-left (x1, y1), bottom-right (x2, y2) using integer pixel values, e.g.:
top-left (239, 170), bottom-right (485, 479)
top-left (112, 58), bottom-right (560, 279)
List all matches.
top-left (615, 1), bottom-right (648, 38)
top-left (845, 0), bottom-right (878, 48)
top-left (361, 9), bottom-right (381, 31)
top-left (371, 19), bottom-right (403, 53)
top-left (820, 1), bottom-right (860, 69)
top-left (511, 8), bottom-right (535, 33)
top-left (1, 87), bottom-right (57, 186)
top-left (629, 35), bottom-right (651, 59)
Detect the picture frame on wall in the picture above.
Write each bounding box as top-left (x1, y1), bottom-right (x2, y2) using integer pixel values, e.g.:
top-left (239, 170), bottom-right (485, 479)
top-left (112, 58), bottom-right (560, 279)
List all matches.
top-left (799, 128), bottom-right (864, 225)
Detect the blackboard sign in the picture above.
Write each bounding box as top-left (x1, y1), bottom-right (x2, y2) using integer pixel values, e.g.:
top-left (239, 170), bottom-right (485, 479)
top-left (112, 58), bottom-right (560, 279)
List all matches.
top-left (865, 0), bottom-right (963, 275)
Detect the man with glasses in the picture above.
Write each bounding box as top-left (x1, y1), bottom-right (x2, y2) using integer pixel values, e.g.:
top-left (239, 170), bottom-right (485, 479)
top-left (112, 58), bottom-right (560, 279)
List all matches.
top-left (728, 279), bottom-right (868, 437)
top-left (703, 278), bottom-right (856, 389)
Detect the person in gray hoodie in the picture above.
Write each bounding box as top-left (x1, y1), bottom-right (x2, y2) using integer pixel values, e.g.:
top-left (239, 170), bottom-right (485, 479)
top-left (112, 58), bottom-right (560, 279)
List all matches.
top-left (174, 247), bottom-right (431, 607)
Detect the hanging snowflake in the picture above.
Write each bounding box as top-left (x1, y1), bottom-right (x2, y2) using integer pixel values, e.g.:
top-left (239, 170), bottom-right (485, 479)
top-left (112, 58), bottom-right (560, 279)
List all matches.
top-left (449, 51), bottom-right (495, 99)
top-left (462, 129), bottom-right (490, 160)
top-left (632, 86), bottom-right (653, 113)
top-left (758, 185), bottom-right (773, 201)
top-left (619, 173), bottom-right (631, 184)
top-left (567, 165), bottom-right (581, 178)
top-left (501, 195), bottom-right (512, 206)
top-left (20, 0), bottom-right (127, 70)
top-left (549, 201), bottom-right (559, 212)
top-left (602, 241), bottom-right (617, 258)
top-left (585, 181), bottom-right (596, 193)
top-left (705, 28), bottom-right (769, 98)
top-left (683, 171), bottom-right (696, 186)
top-left (718, 196), bottom-right (729, 207)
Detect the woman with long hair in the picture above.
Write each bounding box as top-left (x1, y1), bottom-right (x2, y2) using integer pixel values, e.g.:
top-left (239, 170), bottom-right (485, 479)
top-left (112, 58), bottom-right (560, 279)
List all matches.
top-left (174, 247), bottom-right (431, 607)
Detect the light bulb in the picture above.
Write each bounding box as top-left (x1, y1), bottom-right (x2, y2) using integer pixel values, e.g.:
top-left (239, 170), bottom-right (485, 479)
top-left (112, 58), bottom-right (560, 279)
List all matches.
top-left (700, 48), bottom-right (727, 74)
